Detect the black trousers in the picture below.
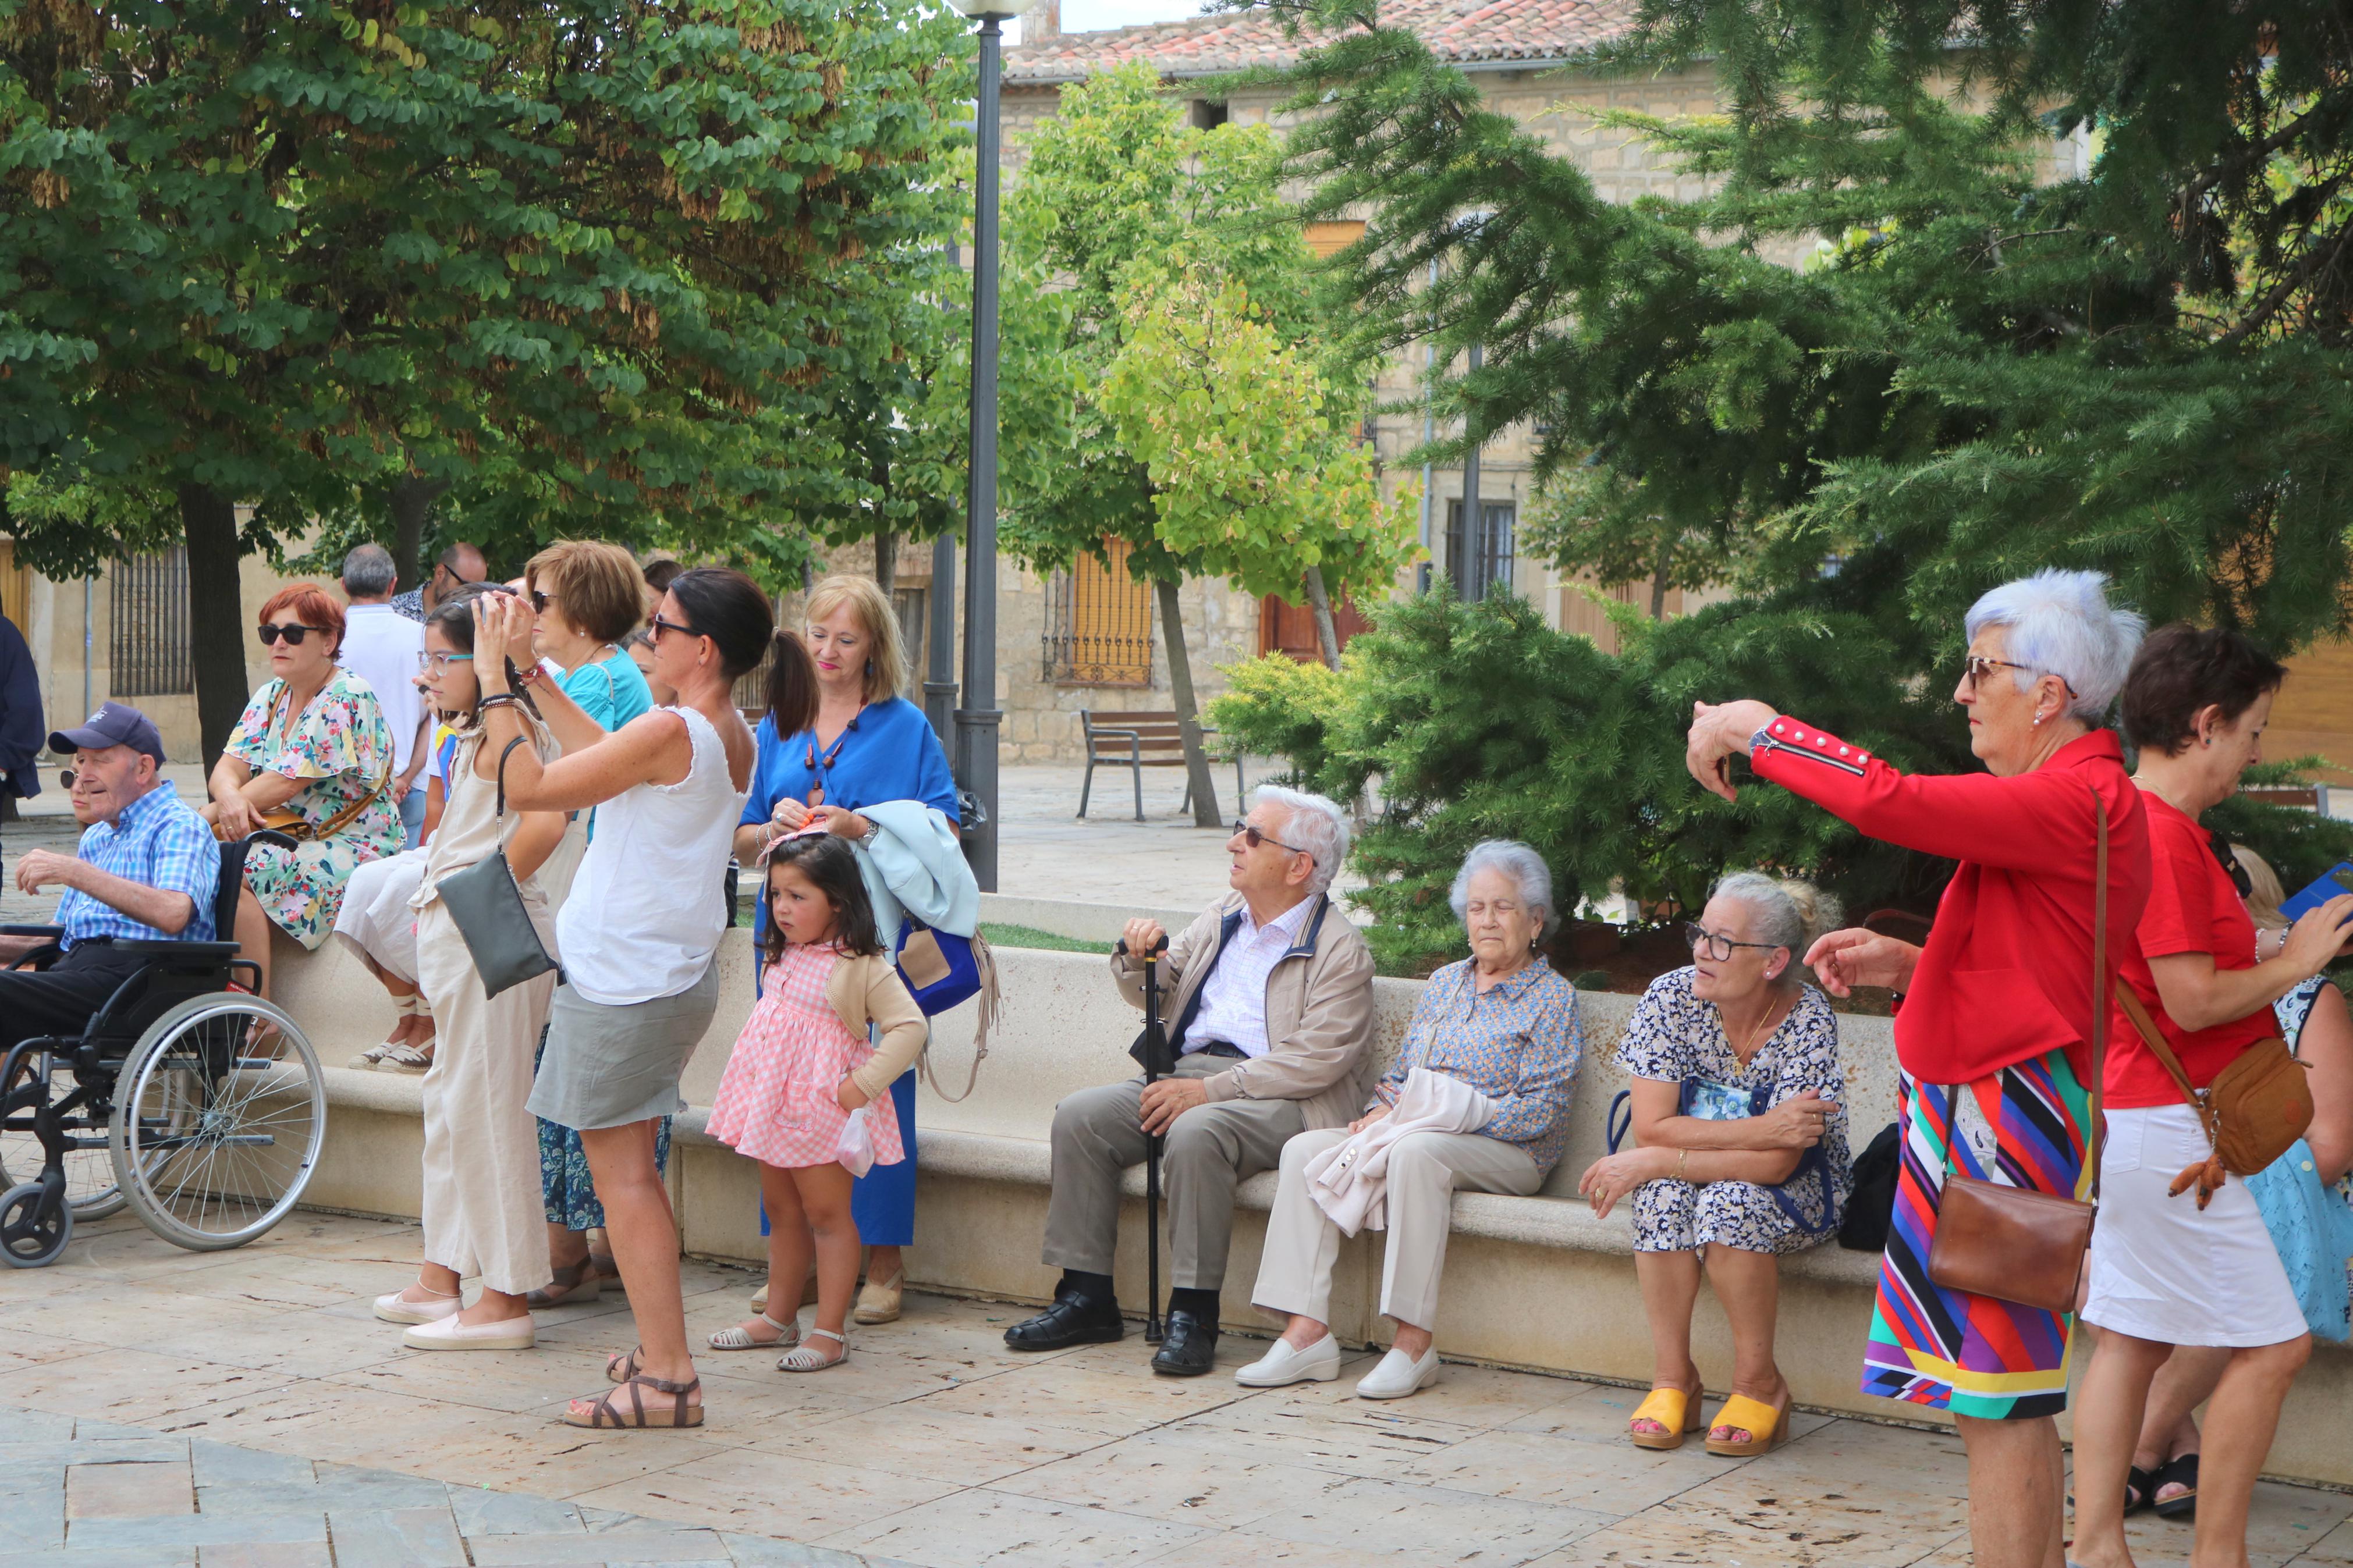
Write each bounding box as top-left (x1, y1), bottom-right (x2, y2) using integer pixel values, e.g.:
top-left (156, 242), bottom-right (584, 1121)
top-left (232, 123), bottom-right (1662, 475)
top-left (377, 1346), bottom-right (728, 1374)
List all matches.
top-left (0, 944), bottom-right (150, 1053)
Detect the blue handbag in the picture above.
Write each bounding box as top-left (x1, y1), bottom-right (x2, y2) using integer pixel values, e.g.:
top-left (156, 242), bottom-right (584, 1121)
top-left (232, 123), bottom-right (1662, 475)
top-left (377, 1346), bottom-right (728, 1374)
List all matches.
top-left (894, 915), bottom-right (985, 1014)
top-left (1605, 1079), bottom-right (1841, 1237)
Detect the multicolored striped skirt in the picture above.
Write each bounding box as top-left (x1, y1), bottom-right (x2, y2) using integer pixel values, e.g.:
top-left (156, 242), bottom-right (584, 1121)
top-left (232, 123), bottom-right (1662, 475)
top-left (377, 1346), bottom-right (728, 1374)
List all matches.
top-left (1862, 1048), bottom-right (2091, 1421)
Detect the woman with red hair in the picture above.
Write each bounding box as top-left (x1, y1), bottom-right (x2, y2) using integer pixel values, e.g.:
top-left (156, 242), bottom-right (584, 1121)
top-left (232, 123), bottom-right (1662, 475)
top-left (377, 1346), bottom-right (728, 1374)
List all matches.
top-left (203, 582), bottom-right (404, 997)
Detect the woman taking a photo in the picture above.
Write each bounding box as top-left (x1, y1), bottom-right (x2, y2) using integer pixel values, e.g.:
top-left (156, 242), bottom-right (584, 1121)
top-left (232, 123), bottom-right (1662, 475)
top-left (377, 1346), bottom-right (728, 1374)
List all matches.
top-left (475, 569), bottom-right (816, 1430)
top-left (1578, 872), bottom-right (1847, 1456)
top-left (1685, 568), bottom-right (2150, 1568)
top-left (206, 584), bottom-right (406, 1000)
top-left (734, 573), bottom-right (957, 1327)
top-left (371, 585), bottom-right (567, 1349)
top-left (2068, 626), bottom-right (2353, 1568)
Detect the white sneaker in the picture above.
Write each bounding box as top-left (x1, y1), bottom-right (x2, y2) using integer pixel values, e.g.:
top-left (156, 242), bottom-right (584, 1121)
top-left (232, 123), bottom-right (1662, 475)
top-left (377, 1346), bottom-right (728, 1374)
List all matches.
top-left (1355, 1345), bottom-right (1439, 1400)
top-left (1234, 1334), bottom-right (1341, 1388)
top-left (372, 1288), bottom-right (460, 1325)
top-left (402, 1311), bottom-right (535, 1352)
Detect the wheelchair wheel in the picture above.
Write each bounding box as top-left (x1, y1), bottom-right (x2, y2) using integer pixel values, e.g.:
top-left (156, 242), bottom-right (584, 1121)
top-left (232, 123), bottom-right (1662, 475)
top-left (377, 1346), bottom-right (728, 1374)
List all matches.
top-left (108, 994), bottom-right (325, 1253)
top-left (0, 1178), bottom-right (73, 1268)
top-left (0, 1053), bottom-right (128, 1221)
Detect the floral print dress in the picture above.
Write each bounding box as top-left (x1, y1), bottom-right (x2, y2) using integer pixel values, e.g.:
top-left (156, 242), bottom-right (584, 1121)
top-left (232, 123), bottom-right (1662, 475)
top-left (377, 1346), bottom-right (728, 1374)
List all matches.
top-left (223, 670), bottom-right (405, 948)
top-left (1616, 966), bottom-right (1851, 1254)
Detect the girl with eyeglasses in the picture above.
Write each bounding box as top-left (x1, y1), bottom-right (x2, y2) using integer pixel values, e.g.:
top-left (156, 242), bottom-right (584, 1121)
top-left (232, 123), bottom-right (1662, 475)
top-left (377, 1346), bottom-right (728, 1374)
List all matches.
top-left (203, 583), bottom-right (404, 1001)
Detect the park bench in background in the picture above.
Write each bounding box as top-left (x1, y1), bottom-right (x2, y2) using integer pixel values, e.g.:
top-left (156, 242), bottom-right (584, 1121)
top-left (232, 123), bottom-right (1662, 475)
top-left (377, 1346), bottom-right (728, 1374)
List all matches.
top-left (1077, 709), bottom-right (1245, 821)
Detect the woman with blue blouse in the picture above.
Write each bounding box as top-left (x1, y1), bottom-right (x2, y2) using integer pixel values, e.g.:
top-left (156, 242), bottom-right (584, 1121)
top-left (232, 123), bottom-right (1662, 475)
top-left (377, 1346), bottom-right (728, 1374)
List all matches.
top-left (1240, 840), bottom-right (1581, 1400)
top-left (1578, 873), bottom-right (1848, 1457)
top-left (732, 574), bottom-right (958, 1326)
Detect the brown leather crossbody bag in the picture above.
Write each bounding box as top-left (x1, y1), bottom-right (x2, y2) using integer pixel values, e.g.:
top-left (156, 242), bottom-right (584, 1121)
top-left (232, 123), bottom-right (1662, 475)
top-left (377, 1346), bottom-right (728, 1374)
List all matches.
top-left (1924, 783), bottom-right (2109, 1315)
top-left (2111, 976), bottom-right (2310, 1200)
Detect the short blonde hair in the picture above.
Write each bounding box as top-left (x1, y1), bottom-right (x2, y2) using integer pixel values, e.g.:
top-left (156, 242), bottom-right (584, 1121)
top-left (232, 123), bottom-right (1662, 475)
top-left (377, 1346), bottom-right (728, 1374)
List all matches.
top-left (2235, 844), bottom-right (2290, 930)
top-left (804, 574), bottom-right (906, 702)
top-left (526, 540), bottom-right (649, 645)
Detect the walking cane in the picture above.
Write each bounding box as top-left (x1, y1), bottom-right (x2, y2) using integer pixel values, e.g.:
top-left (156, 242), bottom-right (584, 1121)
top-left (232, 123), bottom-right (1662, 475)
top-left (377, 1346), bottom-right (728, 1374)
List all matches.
top-left (1119, 932), bottom-right (1173, 1345)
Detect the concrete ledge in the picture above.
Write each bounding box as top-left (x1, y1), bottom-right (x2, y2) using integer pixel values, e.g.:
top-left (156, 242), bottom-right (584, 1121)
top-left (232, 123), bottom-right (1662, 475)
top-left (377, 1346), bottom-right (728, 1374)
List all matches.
top-left (283, 932), bottom-right (2353, 1487)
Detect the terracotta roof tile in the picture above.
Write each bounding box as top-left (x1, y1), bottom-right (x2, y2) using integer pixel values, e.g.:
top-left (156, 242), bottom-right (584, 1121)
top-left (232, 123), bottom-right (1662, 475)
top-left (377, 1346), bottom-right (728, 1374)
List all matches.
top-left (1003, 0), bottom-right (1640, 83)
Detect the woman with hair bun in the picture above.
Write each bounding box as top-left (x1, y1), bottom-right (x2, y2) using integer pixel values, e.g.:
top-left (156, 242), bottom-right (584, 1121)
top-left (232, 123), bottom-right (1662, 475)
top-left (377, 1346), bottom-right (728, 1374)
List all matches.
top-left (1578, 872), bottom-right (1849, 1457)
top-left (474, 568), bottom-right (817, 1430)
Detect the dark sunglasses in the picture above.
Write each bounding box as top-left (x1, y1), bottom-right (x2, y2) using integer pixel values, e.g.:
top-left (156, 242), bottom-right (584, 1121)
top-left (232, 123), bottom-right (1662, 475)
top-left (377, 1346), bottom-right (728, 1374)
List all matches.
top-left (2208, 829), bottom-right (2256, 899)
top-left (530, 589), bottom-right (558, 613)
top-left (1231, 819), bottom-right (1314, 864)
top-left (1960, 653), bottom-right (2079, 701)
top-left (650, 612), bottom-right (698, 641)
top-left (255, 623), bottom-right (326, 647)
top-left (1684, 922), bottom-right (1783, 961)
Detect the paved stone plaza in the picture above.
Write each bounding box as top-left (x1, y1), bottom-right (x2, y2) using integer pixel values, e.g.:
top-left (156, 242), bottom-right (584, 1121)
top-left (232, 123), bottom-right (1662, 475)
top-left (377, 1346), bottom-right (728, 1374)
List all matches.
top-left (6, 1212), bottom-right (2353, 1566)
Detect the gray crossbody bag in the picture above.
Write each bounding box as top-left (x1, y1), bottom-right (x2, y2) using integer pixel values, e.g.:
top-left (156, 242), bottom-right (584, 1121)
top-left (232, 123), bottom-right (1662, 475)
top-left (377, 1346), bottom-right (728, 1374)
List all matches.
top-left (434, 735), bottom-right (558, 1000)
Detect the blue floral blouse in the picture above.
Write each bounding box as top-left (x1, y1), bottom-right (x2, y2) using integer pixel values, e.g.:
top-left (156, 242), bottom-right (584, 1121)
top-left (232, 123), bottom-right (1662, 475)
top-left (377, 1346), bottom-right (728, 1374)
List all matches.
top-left (1374, 956), bottom-right (1582, 1176)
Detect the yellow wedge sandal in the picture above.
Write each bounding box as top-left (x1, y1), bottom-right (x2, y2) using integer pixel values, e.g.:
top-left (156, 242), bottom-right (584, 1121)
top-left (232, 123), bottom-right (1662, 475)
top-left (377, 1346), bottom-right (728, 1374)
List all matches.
top-left (1704, 1391), bottom-right (1790, 1456)
top-left (1627, 1385), bottom-right (1706, 1450)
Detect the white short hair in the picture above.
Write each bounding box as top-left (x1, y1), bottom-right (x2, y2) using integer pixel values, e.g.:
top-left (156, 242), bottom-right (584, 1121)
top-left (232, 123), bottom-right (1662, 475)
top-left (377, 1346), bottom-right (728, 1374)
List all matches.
top-left (1449, 839), bottom-right (1556, 940)
top-left (1251, 784), bottom-right (1348, 895)
top-left (1962, 569), bottom-right (2146, 721)
top-left (1709, 872), bottom-right (1841, 989)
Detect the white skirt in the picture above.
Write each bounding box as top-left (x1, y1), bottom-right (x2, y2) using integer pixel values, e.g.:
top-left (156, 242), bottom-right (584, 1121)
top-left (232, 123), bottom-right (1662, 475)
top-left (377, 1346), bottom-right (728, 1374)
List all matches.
top-left (331, 848), bottom-right (428, 986)
top-left (2083, 1104), bottom-right (2308, 1347)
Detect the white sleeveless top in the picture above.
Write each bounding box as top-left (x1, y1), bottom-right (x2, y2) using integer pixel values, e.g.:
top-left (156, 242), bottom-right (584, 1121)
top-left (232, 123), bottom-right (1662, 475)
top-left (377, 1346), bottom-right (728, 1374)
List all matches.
top-left (555, 704), bottom-right (748, 1006)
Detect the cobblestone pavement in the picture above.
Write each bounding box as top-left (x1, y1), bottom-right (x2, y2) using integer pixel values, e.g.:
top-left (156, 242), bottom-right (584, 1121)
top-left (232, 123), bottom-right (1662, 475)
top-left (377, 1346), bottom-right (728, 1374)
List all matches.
top-left (8, 1213), bottom-right (2353, 1566)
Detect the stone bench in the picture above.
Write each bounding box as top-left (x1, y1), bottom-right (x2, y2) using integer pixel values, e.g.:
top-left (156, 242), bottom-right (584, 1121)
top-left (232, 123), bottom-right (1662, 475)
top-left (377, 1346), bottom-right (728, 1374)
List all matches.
top-left (271, 929), bottom-right (2353, 1487)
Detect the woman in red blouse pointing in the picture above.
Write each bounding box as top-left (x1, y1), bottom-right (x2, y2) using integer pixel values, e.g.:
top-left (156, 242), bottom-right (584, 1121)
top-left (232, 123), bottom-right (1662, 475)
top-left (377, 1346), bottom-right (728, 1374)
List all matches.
top-left (1687, 569), bottom-right (2150, 1568)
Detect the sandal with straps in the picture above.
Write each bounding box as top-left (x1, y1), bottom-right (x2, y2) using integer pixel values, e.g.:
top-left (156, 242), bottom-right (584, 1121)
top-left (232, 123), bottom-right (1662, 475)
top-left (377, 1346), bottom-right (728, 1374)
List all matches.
top-left (564, 1372), bottom-right (703, 1430)
top-left (778, 1327), bottom-right (846, 1373)
top-left (605, 1346), bottom-right (643, 1385)
top-left (709, 1312), bottom-right (800, 1352)
top-left (526, 1259), bottom-right (602, 1310)
top-left (351, 994), bottom-right (420, 1068)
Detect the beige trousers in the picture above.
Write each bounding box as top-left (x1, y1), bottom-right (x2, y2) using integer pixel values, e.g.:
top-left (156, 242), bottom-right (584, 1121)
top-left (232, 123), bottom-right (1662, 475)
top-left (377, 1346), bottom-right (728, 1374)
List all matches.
top-left (1041, 1053), bottom-right (1306, 1291)
top-left (1254, 1126), bottom-right (1541, 1331)
top-left (415, 902), bottom-right (558, 1297)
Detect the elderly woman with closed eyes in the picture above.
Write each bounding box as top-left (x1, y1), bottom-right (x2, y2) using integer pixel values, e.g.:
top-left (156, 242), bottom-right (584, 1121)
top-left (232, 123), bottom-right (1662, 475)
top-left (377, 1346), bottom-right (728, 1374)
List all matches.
top-left (1237, 840), bottom-right (1581, 1402)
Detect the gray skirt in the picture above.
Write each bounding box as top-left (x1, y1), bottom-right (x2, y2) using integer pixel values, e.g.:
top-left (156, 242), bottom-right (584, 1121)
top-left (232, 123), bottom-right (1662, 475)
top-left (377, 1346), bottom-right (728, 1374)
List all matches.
top-left (527, 962), bottom-right (721, 1132)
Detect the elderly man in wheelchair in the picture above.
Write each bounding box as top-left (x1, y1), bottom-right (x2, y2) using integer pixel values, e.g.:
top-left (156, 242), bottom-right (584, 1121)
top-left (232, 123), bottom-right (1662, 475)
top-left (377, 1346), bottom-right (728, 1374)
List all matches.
top-left (0, 702), bottom-right (328, 1268)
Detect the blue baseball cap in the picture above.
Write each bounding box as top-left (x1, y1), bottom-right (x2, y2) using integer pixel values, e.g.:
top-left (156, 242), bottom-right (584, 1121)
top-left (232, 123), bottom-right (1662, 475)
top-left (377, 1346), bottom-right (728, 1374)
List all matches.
top-left (50, 702), bottom-right (166, 766)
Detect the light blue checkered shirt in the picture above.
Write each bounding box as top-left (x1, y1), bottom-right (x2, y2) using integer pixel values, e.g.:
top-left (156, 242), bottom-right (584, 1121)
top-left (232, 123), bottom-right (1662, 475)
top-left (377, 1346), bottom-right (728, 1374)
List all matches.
top-left (54, 784), bottom-right (221, 947)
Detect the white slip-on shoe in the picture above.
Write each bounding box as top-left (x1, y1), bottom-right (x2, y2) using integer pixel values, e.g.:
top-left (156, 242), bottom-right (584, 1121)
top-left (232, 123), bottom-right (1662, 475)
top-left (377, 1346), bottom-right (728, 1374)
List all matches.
top-left (1355, 1345), bottom-right (1440, 1400)
top-left (402, 1312), bottom-right (535, 1352)
top-left (1234, 1334), bottom-right (1342, 1388)
top-left (373, 1288), bottom-right (460, 1325)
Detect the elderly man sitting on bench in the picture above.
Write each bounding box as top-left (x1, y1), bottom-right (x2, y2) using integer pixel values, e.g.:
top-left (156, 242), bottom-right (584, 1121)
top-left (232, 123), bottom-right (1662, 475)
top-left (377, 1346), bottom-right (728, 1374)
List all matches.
top-left (0, 703), bottom-right (220, 1036)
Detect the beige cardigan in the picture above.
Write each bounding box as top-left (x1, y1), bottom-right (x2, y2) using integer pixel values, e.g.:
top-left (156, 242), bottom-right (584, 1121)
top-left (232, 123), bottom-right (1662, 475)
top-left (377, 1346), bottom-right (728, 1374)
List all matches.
top-left (812, 950), bottom-right (929, 1103)
top-left (1108, 891), bottom-right (1376, 1132)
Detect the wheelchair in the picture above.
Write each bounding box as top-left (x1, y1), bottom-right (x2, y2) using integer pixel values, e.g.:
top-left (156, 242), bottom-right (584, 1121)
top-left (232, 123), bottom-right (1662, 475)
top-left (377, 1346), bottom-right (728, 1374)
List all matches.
top-left (0, 831), bottom-right (326, 1268)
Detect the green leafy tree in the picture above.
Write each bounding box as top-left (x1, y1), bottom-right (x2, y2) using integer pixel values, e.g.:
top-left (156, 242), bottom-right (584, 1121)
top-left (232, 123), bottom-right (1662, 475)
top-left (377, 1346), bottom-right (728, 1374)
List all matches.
top-left (1, 0), bottom-right (967, 756)
top-left (1000, 61), bottom-right (1419, 823)
top-left (1195, 0), bottom-right (2353, 938)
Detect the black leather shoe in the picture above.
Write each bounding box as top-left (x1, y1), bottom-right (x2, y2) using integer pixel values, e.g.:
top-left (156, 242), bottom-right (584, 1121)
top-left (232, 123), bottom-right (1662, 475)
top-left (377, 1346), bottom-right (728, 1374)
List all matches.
top-left (1004, 1292), bottom-right (1124, 1351)
top-left (1149, 1310), bottom-right (1219, 1376)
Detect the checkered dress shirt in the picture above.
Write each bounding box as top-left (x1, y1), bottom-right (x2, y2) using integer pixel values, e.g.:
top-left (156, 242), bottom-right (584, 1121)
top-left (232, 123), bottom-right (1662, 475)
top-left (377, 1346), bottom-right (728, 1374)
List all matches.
top-left (54, 784), bottom-right (221, 947)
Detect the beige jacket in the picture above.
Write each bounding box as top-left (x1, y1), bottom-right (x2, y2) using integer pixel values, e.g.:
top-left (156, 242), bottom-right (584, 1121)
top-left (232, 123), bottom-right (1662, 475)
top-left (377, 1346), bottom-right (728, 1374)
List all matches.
top-left (1109, 891), bottom-right (1376, 1132)
top-left (819, 951), bottom-right (929, 1103)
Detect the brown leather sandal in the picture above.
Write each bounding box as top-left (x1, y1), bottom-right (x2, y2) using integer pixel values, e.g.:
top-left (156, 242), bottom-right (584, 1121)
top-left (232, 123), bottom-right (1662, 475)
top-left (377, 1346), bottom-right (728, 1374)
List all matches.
top-left (564, 1373), bottom-right (702, 1429)
top-left (605, 1346), bottom-right (643, 1384)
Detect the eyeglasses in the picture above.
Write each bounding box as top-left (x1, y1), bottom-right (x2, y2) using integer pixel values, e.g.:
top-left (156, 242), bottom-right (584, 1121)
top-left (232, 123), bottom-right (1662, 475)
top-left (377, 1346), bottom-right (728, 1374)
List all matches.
top-left (256, 623), bottom-right (326, 647)
top-left (1231, 819), bottom-right (1314, 864)
top-left (1960, 654), bottom-right (2079, 701)
top-left (416, 650), bottom-right (471, 670)
top-left (1684, 922), bottom-right (1784, 961)
top-left (650, 613), bottom-right (698, 641)
top-left (530, 589), bottom-right (558, 613)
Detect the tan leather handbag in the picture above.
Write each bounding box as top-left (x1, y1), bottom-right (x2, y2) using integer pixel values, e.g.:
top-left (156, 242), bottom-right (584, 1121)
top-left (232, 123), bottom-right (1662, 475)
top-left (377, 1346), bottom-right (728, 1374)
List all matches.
top-left (1925, 784), bottom-right (2109, 1315)
top-left (2111, 976), bottom-right (2311, 1201)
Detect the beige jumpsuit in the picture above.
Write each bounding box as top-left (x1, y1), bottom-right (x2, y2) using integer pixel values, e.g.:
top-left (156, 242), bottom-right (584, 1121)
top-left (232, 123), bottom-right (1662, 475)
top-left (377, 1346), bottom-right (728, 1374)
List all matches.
top-left (413, 720), bottom-right (560, 1297)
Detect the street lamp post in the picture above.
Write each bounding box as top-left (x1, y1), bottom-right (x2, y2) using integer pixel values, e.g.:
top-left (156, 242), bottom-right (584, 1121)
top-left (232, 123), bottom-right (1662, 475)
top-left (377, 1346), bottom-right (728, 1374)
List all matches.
top-left (947, 0), bottom-right (1035, 893)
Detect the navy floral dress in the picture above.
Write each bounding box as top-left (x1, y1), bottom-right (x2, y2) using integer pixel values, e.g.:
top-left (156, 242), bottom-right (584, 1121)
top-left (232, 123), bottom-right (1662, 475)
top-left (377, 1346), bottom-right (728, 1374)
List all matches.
top-left (1616, 966), bottom-right (1850, 1254)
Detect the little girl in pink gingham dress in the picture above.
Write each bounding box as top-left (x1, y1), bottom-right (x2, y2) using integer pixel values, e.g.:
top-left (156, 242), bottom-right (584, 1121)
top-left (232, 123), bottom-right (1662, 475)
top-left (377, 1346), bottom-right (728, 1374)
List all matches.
top-left (704, 830), bottom-right (925, 1371)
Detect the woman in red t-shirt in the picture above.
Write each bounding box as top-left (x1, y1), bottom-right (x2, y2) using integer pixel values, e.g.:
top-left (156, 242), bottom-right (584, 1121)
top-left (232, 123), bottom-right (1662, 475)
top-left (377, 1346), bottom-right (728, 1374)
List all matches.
top-left (2070, 625), bottom-right (2353, 1568)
